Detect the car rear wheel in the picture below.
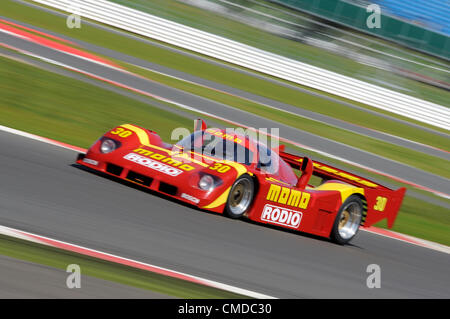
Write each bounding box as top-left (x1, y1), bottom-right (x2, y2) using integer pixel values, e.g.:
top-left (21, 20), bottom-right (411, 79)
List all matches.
top-left (330, 195), bottom-right (363, 245)
top-left (225, 174), bottom-right (255, 219)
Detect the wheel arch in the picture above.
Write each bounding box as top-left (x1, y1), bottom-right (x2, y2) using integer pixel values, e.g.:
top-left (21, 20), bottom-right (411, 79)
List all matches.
top-left (351, 193), bottom-right (368, 226)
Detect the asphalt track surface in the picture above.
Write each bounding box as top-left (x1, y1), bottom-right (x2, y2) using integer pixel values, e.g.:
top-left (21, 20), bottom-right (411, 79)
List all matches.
top-left (0, 131), bottom-right (449, 298)
top-left (1, 32), bottom-right (449, 197)
top-left (0, 255), bottom-right (169, 298)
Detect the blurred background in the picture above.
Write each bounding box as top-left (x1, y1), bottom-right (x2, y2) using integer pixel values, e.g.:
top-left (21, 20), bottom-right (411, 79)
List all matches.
top-left (0, 0), bottom-right (449, 299)
top-left (112, 0), bottom-right (449, 101)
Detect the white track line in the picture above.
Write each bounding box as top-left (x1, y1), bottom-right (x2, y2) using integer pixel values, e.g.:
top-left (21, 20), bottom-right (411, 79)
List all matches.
top-left (0, 225), bottom-right (275, 298)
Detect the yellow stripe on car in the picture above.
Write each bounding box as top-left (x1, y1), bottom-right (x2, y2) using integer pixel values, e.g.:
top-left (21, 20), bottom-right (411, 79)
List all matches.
top-left (221, 160), bottom-right (248, 177)
top-left (315, 182), bottom-right (365, 203)
top-left (202, 186), bottom-right (232, 209)
top-left (122, 124), bottom-right (179, 156)
top-left (120, 124), bottom-right (208, 167)
top-left (201, 161), bottom-right (250, 209)
top-left (120, 124), bottom-right (151, 146)
top-left (265, 177), bottom-right (291, 186)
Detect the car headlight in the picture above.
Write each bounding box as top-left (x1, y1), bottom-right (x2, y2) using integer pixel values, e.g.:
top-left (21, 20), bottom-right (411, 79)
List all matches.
top-left (100, 139), bottom-right (116, 154)
top-left (198, 174), bottom-right (215, 191)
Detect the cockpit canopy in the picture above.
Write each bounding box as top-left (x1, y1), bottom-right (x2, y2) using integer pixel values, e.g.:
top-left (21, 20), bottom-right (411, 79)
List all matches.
top-left (175, 129), bottom-right (298, 185)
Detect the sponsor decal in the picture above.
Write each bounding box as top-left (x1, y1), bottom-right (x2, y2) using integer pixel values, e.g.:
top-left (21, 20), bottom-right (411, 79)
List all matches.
top-left (133, 148), bottom-right (195, 171)
top-left (124, 153), bottom-right (183, 176)
top-left (82, 158), bottom-right (98, 166)
top-left (261, 204), bottom-right (302, 228)
top-left (265, 177), bottom-right (290, 186)
top-left (205, 128), bottom-right (243, 144)
top-left (110, 127), bottom-right (133, 138)
top-left (208, 162), bottom-right (231, 173)
top-left (181, 193), bottom-right (200, 204)
top-left (266, 184), bottom-right (310, 209)
top-left (373, 196), bottom-right (388, 211)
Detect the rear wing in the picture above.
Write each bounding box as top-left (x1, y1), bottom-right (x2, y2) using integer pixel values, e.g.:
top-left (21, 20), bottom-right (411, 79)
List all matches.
top-left (279, 150), bottom-right (389, 190)
top-left (279, 151), bottom-right (406, 228)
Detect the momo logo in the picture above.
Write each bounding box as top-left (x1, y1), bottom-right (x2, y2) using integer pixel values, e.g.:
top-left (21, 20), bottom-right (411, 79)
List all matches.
top-left (133, 148), bottom-right (195, 171)
top-left (124, 153), bottom-right (183, 176)
top-left (205, 128), bottom-right (243, 144)
top-left (266, 184), bottom-right (310, 209)
top-left (261, 204), bottom-right (302, 229)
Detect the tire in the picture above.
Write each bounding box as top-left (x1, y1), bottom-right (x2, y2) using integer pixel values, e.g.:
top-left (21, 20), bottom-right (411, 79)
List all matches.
top-left (330, 195), bottom-right (364, 245)
top-left (225, 174), bottom-right (255, 219)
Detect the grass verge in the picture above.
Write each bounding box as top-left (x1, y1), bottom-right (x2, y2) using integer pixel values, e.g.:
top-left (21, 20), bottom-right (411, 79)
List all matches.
top-left (0, 234), bottom-right (247, 298)
top-left (0, 55), bottom-right (192, 147)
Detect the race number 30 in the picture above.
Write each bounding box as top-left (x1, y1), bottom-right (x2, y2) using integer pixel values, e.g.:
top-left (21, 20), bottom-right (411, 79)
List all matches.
top-left (110, 127), bottom-right (133, 138)
top-left (373, 196), bottom-right (387, 211)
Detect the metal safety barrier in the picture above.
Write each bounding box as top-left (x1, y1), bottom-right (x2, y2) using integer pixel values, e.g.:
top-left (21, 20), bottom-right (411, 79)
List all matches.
top-left (33, 0), bottom-right (450, 130)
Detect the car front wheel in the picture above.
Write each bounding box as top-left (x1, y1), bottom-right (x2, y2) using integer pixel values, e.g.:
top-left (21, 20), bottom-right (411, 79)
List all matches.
top-left (225, 174), bottom-right (255, 219)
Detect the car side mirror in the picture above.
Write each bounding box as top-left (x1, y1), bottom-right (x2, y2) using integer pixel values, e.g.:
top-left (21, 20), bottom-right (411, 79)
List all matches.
top-left (296, 157), bottom-right (313, 189)
top-left (194, 119), bottom-right (207, 131)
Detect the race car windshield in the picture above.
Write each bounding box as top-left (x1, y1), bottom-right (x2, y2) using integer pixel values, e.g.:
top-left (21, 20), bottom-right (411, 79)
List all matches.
top-left (176, 131), bottom-right (254, 165)
top-left (257, 143), bottom-right (298, 185)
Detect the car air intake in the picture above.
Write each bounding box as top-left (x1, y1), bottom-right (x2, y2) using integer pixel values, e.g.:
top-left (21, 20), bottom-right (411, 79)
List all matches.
top-left (126, 171), bottom-right (153, 187)
top-left (106, 163), bottom-right (123, 176)
top-left (159, 182), bottom-right (178, 196)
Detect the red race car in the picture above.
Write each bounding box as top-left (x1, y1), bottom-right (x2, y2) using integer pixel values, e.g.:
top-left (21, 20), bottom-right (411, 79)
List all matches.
top-left (76, 120), bottom-right (406, 244)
